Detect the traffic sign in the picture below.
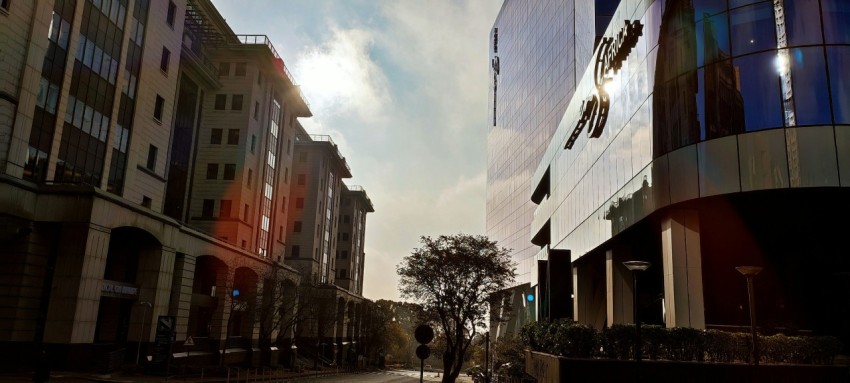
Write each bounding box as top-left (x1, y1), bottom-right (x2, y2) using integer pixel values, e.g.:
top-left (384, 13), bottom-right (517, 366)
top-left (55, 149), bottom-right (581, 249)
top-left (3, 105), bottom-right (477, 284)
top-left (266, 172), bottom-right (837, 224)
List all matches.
top-left (416, 344), bottom-right (431, 360)
top-left (414, 324), bottom-right (434, 344)
top-left (184, 336), bottom-right (194, 346)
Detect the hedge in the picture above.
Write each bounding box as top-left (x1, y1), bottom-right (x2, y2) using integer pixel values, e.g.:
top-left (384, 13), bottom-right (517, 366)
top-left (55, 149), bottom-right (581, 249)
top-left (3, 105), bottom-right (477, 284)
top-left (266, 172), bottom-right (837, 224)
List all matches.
top-left (520, 319), bottom-right (842, 365)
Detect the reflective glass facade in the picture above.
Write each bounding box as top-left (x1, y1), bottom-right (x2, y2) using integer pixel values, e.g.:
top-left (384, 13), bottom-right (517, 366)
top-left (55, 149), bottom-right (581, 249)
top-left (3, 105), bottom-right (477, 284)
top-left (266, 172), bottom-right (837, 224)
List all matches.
top-left (486, 0), bottom-right (596, 286)
top-left (521, 0), bottom-right (850, 347)
top-left (532, 0), bottom-right (850, 262)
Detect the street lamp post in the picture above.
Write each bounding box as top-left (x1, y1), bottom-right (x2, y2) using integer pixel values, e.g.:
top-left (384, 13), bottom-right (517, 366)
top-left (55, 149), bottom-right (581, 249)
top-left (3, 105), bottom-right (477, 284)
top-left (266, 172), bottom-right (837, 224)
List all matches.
top-left (136, 301), bottom-right (152, 366)
top-left (622, 261), bottom-right (651, 362)
top-left (736, 266), bottom-right (763, 366)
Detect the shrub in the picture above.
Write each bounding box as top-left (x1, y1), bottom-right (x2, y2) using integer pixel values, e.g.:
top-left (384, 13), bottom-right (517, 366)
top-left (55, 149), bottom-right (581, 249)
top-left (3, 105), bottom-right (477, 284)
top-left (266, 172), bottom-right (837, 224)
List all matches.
top-left (520, 321), bottom-right (842, 366)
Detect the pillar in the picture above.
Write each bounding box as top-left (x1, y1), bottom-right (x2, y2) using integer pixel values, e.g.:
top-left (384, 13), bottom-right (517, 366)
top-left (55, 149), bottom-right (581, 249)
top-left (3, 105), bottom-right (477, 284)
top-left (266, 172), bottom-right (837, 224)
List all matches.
top-left (44, 223), bottom-right (110, 343)
top-left (606, 249), bottom-right (634, 327)
top-left (661, 210), bottom-right (705, 328)
top-left (168, 253), bottom-right (196, 342)
top-left (131, 246), bottom-right (176, 342)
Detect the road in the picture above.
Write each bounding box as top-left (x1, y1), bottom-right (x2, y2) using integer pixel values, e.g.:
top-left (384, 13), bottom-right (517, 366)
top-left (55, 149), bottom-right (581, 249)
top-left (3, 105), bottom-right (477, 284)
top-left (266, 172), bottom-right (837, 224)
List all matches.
top-left (288, 369), bottom-right (473, 382)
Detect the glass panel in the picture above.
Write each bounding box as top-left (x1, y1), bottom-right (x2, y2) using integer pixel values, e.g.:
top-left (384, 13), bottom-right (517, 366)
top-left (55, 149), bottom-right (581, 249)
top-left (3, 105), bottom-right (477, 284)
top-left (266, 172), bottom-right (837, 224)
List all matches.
top-left (835, 126), bottom-right (850, 186)
top-left (693, 0), bottom-right (728, 17)
top-left (739, 129), bottom-right (789, 191)
top-left (827, 47), bottom-right (850, 124)
top-left (730, 0), bottom-right (767, 8)
top-left (822, 0), bottom-right (850, 44)
top-left (698, 135), bottom-right (741, 196)
top-left (667, 145), bottom-right (699, 203)
top-left (696, 13), bottom-right (730, 68)
top-left (788, 47), bottom-right (831, 126)
top-left (734, 52), bottom-right (782, 131)
top-left (730, 2), bottom-right (776, 56)
top-left (783, 0), bottom-right (823, 46)
top-left (786, 126), bottom-right (839, 187)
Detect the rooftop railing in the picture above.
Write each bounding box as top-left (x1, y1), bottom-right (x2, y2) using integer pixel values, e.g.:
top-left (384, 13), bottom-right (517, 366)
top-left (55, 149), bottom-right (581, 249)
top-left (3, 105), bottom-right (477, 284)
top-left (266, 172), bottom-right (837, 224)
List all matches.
top-left (309, 135), bottom-right (350, 173)
top-left (234, 35), bottom-right (291, 82)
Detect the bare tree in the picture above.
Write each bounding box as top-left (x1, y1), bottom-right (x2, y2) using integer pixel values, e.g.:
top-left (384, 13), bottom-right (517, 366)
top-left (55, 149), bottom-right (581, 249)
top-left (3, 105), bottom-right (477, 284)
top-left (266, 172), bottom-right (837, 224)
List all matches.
top-left (397, 234), bottom-right (515, 383)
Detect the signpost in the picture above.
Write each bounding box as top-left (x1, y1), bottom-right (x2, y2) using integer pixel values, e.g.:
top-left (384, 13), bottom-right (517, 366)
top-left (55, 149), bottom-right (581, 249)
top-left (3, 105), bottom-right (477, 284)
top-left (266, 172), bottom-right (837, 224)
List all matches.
top-left (414, 324), bottom-right (434, 383)
top-left (151, 316), bottom-right (176, 376)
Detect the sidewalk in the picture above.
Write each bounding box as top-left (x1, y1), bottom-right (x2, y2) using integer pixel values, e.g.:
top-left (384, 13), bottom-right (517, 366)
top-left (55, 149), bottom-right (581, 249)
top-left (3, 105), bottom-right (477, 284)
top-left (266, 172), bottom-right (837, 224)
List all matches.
top-left (0, 367), bottom-right (345, 383)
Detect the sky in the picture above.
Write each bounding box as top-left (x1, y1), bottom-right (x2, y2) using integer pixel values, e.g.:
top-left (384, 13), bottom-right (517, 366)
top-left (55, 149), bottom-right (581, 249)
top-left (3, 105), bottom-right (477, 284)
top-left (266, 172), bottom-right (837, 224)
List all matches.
top-left (210, 0), bottom-right (503, 301)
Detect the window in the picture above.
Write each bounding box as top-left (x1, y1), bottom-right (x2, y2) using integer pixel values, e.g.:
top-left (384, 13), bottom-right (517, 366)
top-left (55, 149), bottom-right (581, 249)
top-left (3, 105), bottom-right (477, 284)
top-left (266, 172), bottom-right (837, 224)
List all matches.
top-left (220, 200), bottom-right (232, 218)
top-left (227, 129), bottom-right (239, 145)
top-left (287, 139), bottom-right (292, 155)
top-left (247, 169), bottom-right (253, 188)
top-left (296, 198), bottom-right (304, 208)
top-left (251, 135), bottom-right (256, 153)
top-left (214, 94), bottom-right (227, 110)
top-left (241, 240), bottom-right (247, 249)
top-left (166, 1), bottom-right (176, 26)
top-left (142, 196), bottom-right (152, 208)
top-left (1, 0), bottom-right (9, 12)
top-left (280, 197), bottom-right (286, 212)
top-left (341, 251), bottom-right (348, 259)
top-left (202, 199), bottom-right (214, 217)
top-left (297, 174), bottom-right (306, 185)
top-left (160, 47), bottom-right (170, 73)
top-left (284, 168), bottom-right (289, 183)
top-left (235, 62), bottom-right (246, 76)
top-left (257, 72), bottom-right (263, 85)
top-left (254, 101), bottom-right (259, 120)
top-left (243, 203), bottom-right (249, 221)
top-left (342, 233), bottom-right (349, 241)
top-left (206, 163), bottom-right (218, 179)
top-left (294, 221), bottom-right (302, 232)
top-left (154, 95), bottom-right (165, 121)
top-left (223, 164), bottom-right (236, 180)
top-left (146, 145), bottom-right (157, 171)
top-left (211, 128), bottom-right (222, 144)
top-left (231, 94), bottom-right (243, 111)
top-left (290, 245), bottom-right (300, 258)
top-left (343, 215), bottom-right (350, 224)
top-left (218, 62), bottom-right (230, 77)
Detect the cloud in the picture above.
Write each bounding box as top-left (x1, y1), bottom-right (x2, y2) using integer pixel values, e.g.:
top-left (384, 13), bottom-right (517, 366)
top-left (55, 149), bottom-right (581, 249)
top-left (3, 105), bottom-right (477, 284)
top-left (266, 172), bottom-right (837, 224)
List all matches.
top-left (294, 27), bottom-right (391, 124)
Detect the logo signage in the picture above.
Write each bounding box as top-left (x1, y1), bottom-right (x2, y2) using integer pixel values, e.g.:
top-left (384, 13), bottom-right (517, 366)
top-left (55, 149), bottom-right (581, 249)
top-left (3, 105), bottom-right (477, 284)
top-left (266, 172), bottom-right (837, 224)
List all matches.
top-left (101, 280), bottom-right (139, 298)
top-left (565, 20), bottom-right (643, 149)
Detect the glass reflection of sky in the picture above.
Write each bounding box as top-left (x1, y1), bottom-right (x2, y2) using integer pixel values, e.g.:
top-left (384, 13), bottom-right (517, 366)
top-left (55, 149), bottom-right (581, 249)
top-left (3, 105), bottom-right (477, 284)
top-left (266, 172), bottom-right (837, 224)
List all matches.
top-left (530, 0), bottom-right (850, 262)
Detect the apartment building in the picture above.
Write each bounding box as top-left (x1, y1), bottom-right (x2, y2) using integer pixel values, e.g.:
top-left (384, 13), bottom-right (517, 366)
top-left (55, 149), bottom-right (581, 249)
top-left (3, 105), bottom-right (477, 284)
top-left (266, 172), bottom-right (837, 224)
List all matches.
top-left (0, 0), bottom-right (373, 371)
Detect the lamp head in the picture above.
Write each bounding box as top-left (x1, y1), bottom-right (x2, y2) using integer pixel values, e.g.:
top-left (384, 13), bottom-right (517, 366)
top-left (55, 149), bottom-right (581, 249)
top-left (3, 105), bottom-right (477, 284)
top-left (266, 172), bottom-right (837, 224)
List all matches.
top-left (735, 266), bottom-right (763, 276)
top-left (623, 261), bottom-right (651, 272)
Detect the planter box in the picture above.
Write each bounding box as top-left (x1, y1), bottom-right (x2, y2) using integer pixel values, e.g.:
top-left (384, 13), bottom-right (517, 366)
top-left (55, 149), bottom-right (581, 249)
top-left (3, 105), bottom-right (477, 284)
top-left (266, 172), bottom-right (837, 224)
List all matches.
top-left (525, 350), bottom-right (849, 383)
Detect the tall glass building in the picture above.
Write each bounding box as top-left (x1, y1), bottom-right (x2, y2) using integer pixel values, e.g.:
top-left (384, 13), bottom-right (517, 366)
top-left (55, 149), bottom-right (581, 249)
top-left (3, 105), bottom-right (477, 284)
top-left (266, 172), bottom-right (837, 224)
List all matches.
top-left (530, 0), bottom-right (850, 349)
top-left (486, 0), bottom-right (622, 334)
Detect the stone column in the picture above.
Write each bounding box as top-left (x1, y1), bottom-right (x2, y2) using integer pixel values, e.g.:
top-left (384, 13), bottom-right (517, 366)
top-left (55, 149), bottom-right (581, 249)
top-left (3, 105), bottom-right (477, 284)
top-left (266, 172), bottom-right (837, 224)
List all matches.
top-left (606, 249), bottom-right (634, 326)
top-left (44, 223), bottom-right (110, 343)
top-left (168, 253), bottom-right (197, 342)
top-left (661, 210), bottom-right (705, 328)
top-left (130, 246), bottom-right (176, 342)
top-left (573, 264), bottom-right (591, 325)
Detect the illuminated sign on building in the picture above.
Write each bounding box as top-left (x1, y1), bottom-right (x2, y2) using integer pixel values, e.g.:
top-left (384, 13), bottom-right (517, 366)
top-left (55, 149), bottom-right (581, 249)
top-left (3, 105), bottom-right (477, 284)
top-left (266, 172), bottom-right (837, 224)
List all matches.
top-left (565, 20), bottom-right (643, 149)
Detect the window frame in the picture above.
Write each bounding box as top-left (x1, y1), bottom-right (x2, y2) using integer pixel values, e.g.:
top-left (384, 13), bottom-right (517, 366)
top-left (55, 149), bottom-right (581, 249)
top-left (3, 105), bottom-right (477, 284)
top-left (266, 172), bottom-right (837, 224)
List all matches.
top-left (160, 46), bottom-right (170, 74)
top-left (154, 95), bottom-right (165, 121)
top-left (206, 163), bottom-right (218, 180)
top-left (146, 144), bottom-right (157, 171)
top-left (223, 163), bottom-right (236, 180)
top-left (166, 1), bottom-right (176, 27)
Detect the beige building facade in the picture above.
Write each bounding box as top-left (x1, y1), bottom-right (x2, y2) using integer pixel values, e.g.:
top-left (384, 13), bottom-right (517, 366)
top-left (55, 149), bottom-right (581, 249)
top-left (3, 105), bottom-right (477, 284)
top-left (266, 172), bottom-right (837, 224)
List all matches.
top-left (0, 0), bottom-right (373, 372)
